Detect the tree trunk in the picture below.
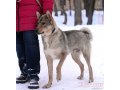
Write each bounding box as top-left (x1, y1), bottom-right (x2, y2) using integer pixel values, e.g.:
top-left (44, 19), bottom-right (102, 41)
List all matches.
top-left (60, 0), bottom-right (67, 24)
top-left (54, 0), bottom-right (58, 16)
top-left (60, 0), bottom-right (66, 15)
top-left (87, 0), bottom-right (95, 24)
top-left (74, 0), bottom-right (82, 25)
top-left (69, 0), bottom-right (72, 16)
top-left (102, 0), bottom-right (104, 11)
top-left (83, 0), bottom-right (95, 25)
top-left (83, 0), bottom-right (89, 17)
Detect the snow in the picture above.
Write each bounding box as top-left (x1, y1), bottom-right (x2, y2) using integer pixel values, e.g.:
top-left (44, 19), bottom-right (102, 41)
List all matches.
top-left (16, 10), bottom-right (104, 90)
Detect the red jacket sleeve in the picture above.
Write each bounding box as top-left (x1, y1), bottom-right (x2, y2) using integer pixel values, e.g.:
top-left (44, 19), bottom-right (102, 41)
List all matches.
top-left (42, 0), bottom-right (54, 14)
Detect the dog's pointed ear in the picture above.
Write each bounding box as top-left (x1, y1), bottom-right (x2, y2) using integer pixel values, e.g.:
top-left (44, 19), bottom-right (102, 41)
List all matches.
top-left (36, 11), bottom-right (40, 19)
top-left (46, 10), bottom-right (52, 20)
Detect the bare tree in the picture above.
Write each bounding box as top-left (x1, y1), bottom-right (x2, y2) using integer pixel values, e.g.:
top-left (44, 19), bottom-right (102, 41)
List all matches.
top-left (54, 0), bottom-right (58, 16)
top-left (102, 0), bottom-right (104, 11)
top-left (69, 0), bottom-right (72, 16)
top-left (59, 0), bottom-right (67, 24)
top-left (74, 0), bottom-right (82, 25)
top-left (83, 0), bottom-right (95, 24)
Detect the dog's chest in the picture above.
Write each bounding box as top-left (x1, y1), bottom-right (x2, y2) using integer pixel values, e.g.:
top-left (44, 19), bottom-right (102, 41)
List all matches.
top-left (44, 48), bottom-right (62, 59)
top-left (43, 37), bottom-right (62, 59)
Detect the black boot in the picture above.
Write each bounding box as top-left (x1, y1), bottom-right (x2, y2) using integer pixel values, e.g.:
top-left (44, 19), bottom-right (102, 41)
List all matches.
top-left (16, 74), bottom-right (28, 84)
top-left (28, 75), bottom-right (39, 89)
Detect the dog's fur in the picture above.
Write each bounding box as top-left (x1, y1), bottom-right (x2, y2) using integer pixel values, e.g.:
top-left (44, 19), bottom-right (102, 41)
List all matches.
top-left (36, 11), bottom-right (94, 88)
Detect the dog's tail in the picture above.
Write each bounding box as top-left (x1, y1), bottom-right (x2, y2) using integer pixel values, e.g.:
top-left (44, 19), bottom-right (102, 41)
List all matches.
top-left (80, 27), bottom-right (93, 40)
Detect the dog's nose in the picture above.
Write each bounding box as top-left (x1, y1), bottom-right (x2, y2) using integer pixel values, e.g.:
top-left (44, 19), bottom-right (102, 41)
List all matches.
top-left (35, 29), bottom-right (38, 34)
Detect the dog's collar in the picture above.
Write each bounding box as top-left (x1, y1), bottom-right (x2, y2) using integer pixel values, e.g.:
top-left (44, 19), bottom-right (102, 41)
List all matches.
top-left (52, 28), bottom-right (55, 34)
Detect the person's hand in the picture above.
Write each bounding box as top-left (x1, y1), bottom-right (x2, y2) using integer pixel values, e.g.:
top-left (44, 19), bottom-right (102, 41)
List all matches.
top-left (16, 0), bottom-right (21, 2)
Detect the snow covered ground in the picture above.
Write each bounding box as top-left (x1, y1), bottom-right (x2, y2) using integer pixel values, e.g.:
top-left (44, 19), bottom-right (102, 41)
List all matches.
top-left (16, 10), bottom-right (104, 90)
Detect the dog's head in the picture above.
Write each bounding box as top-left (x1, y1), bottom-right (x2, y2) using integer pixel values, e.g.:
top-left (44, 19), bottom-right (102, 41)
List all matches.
top-left (36, 11), bottom-right (56, 36)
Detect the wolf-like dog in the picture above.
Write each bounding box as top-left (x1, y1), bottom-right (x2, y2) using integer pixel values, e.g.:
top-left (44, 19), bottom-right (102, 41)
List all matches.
top-left (36, 11), bottom-right (94, 88)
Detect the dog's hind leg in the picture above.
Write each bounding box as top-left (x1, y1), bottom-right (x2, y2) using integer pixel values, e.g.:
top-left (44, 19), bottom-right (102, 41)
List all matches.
top-left (82, 47), bottom-right (94, 83)
top-left (42, 55), bottom-right (53, 89)
top-left (56, 53), bottom-right (67, 82)
top-left (71, 49), bottom-right (84, 80)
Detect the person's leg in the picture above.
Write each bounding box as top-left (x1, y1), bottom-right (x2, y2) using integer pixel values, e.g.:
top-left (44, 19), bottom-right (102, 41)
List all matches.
top-left (23, 30), bottom-right (40, 89)
top-left (16, 32), bottom-right (28, 83)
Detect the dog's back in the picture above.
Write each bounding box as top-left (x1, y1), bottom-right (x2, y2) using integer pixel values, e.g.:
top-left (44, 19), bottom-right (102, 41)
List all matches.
top-left (64, 27), bottom-right (92, 53)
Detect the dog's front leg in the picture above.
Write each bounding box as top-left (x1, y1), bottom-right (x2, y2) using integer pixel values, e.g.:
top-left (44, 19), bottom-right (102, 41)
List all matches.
top-left (42, 55), bottom-right (53, 89)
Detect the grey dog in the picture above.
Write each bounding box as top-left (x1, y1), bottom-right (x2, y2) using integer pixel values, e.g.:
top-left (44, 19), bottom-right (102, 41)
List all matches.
top-left (36, 11), bottom-right (94, 88)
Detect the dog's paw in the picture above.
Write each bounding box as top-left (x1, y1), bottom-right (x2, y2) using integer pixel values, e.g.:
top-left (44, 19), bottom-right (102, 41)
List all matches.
top-left (56, 75), bottom-right (61, 82)
top-left (56, 77), bottom-right (61, 82)
top-left (89, 78), bottom-right (94, 83)
top-left (77, 76), bottom-right (83, 80)
top-left (42, 83), bottom-right (52, 89)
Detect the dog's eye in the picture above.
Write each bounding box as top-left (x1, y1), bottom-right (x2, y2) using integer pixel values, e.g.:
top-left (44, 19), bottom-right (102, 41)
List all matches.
top-left (42, 22), bottom-right (45, 25)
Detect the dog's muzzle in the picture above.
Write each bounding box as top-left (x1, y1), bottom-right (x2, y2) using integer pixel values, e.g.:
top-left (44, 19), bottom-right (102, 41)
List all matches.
top-left (35, 29), bottom-right (44, 34)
